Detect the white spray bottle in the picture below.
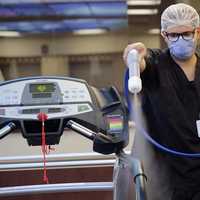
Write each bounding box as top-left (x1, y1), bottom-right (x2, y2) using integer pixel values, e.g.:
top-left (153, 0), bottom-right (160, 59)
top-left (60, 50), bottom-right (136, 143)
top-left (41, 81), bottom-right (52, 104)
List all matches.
top-left (127, 49), bottom-right (142, 94)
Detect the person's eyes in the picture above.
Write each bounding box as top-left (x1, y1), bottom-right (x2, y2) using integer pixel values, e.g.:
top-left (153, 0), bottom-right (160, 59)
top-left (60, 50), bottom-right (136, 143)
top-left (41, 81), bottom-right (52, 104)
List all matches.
top-left (182, 31), bottom-right (193, 37)
top-left (168, 33), bottom-right (179, 38)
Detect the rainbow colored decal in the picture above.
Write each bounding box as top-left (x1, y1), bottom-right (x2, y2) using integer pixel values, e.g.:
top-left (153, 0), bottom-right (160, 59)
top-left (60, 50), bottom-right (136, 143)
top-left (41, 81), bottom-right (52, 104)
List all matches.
top-left (107, 115), bottom-right (123, 132)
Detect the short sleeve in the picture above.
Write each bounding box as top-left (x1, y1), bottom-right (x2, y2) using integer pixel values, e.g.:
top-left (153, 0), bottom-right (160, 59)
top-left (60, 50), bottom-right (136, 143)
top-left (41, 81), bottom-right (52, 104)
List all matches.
top-left (141, 48), bottom-right (162, 89)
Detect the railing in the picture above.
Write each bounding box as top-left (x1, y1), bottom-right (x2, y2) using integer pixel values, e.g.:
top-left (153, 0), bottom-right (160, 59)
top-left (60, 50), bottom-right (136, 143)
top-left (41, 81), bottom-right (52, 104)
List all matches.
top-left (0, 153), bottom-right (115, 197)
top-left (0, 152), bottom-right (116, 171)
top-left (0, 151), bottom-right (147, 200)
top-left (0, 182), bottom-right (114, 197)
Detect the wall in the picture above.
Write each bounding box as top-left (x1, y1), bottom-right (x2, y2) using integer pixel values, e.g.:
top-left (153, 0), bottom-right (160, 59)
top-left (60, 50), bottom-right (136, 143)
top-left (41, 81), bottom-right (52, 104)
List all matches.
top-left (0, 30), bottom-right (160, 90)
top-left (0, 31), bottom-right (160, 57)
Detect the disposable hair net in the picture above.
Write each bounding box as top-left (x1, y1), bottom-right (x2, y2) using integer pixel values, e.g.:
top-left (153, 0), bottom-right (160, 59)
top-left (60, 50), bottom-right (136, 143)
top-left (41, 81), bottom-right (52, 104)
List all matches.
top-left (161, 3), bottom-right (200, 31)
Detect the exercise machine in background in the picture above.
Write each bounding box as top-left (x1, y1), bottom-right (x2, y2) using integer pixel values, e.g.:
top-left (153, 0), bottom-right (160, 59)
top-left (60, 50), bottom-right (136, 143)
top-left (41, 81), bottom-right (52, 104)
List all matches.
top-left (0, 76), bottom-right (147, 200)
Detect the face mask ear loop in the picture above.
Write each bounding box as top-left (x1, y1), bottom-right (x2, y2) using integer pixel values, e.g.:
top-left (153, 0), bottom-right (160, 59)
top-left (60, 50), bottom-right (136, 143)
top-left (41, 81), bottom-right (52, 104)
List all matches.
top-left (196, 30), bottom-right (200, 56)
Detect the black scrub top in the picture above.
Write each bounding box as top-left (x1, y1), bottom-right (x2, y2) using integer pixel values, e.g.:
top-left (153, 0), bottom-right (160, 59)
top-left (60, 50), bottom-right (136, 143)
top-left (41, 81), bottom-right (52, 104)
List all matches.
top-left (141, 48), bottom-right (200, 189)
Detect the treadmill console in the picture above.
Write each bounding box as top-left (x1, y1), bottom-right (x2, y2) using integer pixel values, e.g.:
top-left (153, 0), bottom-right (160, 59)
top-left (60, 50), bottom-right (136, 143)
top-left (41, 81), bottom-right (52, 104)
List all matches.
top-left (0, 77), bottom-right (128, 154)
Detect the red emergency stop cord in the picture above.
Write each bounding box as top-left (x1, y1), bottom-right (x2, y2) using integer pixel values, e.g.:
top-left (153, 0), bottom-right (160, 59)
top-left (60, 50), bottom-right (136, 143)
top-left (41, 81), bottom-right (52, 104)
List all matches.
top-left (37, 112), bottom-right (49, 184)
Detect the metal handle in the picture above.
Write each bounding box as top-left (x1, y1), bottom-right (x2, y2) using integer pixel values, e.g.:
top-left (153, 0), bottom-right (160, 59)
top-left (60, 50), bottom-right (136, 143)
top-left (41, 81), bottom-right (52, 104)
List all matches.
top-left (0, 122), bottom-right (16, 139)
top-left (66, 120), bottom-right (113, 143)
top-left (132, 160), bottom-right (147, 200)
top-left (117, 151), bottom-right (147, 200)
top-left (0, 182), bottom-right (113, 197)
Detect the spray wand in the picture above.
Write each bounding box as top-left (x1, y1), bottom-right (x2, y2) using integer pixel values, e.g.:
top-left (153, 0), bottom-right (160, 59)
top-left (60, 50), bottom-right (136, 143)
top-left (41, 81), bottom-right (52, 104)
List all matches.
top-left (127, 49), bottom-right (142, 94)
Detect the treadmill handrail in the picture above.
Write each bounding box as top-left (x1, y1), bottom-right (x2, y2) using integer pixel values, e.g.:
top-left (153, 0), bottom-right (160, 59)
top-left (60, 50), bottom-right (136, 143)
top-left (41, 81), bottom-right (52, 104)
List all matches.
top-left (66, 120), bottom-right (114, 143)
top-left (0, 182), bottom-right (114, 197)
top-left (0, 122), bottom-right (16, 139)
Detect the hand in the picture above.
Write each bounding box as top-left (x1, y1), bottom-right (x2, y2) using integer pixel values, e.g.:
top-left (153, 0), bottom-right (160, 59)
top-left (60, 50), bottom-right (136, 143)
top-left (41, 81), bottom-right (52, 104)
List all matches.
top-left (123, 42), bottom-right (147, 66)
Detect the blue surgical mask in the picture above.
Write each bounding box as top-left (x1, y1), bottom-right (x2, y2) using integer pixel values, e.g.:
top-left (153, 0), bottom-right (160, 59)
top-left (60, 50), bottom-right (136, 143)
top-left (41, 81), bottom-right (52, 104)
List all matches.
top-left (168, 37), bottom-right (196, 61)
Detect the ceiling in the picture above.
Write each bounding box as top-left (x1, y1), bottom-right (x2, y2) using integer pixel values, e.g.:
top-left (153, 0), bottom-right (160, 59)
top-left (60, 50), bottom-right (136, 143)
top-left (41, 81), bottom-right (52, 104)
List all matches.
top-left (0, 0), bottom-right (127, 35)
top-left (127, 0), bottom-right (176, 34)
top-left (0, 0), bottom-right (194, 36)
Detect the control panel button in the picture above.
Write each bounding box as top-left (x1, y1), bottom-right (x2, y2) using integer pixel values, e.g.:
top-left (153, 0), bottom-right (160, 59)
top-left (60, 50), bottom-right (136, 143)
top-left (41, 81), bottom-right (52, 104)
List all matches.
top-left (0, 109), bottom-right (5, 115)
top-left (48, 108), bottom-right (62, 113)
top-left (78, 105), bottom-right (90, 112)
top-left (22, 109), bottom-right (41, 114)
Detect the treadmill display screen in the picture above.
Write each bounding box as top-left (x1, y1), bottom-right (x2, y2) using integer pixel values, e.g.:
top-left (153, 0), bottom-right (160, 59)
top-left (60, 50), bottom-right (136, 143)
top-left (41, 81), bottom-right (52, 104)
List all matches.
top-left (30, 83), bottom-right (55, 93)
top-left (29, 83), bottom-right (55, 98)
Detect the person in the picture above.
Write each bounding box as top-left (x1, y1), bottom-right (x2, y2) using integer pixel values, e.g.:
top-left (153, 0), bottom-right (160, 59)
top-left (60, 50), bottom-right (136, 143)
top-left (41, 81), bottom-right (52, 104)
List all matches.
top-left (123, 3), bottom-right (200, 200)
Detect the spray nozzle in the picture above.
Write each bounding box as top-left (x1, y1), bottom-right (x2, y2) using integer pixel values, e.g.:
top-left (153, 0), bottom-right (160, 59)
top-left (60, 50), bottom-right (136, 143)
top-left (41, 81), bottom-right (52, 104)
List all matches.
top-left (127, 49), bottom-right (142, 94)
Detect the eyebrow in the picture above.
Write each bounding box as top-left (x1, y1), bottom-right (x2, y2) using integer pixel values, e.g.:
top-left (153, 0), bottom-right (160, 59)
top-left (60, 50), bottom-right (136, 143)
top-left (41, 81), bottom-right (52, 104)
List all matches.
top-left (167, 30), bottom-right (195, 34)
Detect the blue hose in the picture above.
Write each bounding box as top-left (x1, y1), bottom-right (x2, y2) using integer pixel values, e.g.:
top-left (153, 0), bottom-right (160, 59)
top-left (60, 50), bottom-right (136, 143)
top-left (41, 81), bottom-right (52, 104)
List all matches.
top-left (124, 68), bottom-right (200, 157)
